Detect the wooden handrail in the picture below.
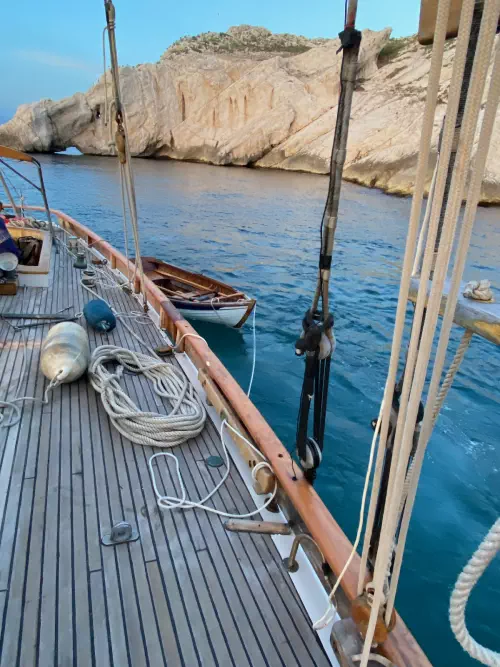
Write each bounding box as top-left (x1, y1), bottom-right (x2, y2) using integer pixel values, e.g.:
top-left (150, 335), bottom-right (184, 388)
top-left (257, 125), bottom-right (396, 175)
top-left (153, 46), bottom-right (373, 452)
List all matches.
top-left (19, 204), bottom-right (431, 667)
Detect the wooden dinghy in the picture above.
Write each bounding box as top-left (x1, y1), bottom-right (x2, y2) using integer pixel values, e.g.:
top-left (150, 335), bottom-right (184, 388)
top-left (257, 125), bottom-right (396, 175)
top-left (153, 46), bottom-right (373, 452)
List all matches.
top-left (141, 256), bottom-right (256, 328)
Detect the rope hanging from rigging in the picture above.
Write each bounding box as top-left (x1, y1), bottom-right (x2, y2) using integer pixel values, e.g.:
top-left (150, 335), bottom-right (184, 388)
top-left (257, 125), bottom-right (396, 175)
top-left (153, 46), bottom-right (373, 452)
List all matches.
top-left (350, 2), bottom-right (500, 665)
top-left (365, 0), bottom-right (484, 593)
top-left (294, 3), bottom-right (361, 483)
top-left (103, 0), bottom-right (148, 311)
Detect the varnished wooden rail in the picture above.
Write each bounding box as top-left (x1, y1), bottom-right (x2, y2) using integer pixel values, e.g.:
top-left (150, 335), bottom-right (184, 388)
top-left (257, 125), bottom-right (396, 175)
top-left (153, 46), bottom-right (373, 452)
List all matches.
top-left (19, 205), bottom-right (431, 667)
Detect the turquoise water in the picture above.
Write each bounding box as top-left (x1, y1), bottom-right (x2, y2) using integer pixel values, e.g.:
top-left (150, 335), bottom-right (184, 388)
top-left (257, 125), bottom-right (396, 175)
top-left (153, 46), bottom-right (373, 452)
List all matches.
top-left (3, 154), bottom-right (499, 666)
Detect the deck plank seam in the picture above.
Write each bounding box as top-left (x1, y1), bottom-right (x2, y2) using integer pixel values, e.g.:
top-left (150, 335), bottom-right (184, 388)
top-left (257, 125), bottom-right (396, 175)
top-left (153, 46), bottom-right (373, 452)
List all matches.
top-left (110, 283), bottom-right (295, 666)
top-left (0, 256), bottom-right (56, 666)
top-left (68, 249), bottom-right (94, 667)
top-left (104, 284), bottom-right (222, 667)
top-left (82, 274), bottom-right (193, 667)
top-left (83, 293), bottom-right (135, 667)
top-left (94, 259), bottom-right (330, 666)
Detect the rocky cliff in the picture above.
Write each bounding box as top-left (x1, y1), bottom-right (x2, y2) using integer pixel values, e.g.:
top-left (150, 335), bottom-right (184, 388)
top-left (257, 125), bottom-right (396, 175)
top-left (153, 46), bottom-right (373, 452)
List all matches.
top-left (1, 25), bottom-right (499, 203)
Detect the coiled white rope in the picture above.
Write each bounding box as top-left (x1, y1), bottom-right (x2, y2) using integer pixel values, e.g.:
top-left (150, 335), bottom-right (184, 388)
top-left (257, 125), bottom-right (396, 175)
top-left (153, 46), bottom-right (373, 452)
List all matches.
top-left (89, 345), bottom-right (206, 447)
top-left (463, 279), bottom-right (494, 302)
top-left (450, 519), bottom-right (500, 666)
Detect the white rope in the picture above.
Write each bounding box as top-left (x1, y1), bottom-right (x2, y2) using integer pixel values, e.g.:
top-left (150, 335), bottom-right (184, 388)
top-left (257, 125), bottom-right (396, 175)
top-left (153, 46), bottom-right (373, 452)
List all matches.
top-left (356, 0), bottom-right (452, 599)
top-left (0, 288), bottom-right (62, 427)
top-left (103, 4), bottom-right (148, 309)
top-left (102, 25), bottom-right (109, 127)
top-left (352, 654), bottom-right (395, 667)
top-left (89, 345), bottom-right (206, 447)
top-left (383, 0), bottom-right (500, 629)
top-left (450, 519), bottom-right (500, 666)
top-left (357, 1), bottom-right (500, 661)
top-left (0, 376), bottom-right (61, 427)
top-left (120, 116), bottom-right (148, 308)
top-left (413, 154), bottom-right (439, 277)
top-left (463, 279), bottom-right (494, 302)
top-left (247, 304), bottom-right (257, 396)
top-left (432, 329), bottom-right (472, 423)
top-left (149, 419), bottom-right (277, 517)
top-left (119, 162), bottom-right (133, 287)
top-left (313, 404), bottom-right (384, 630)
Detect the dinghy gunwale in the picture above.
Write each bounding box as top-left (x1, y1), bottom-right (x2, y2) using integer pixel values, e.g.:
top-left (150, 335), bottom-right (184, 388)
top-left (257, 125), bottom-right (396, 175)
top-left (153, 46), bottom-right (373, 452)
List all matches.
top-left (142, 256), bottom-right (256, 328)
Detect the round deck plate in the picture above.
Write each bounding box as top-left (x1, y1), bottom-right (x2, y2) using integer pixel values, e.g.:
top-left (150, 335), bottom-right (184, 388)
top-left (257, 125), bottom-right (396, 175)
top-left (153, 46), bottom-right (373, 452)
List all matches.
top-left (206, 455), bottom-right (224, 468)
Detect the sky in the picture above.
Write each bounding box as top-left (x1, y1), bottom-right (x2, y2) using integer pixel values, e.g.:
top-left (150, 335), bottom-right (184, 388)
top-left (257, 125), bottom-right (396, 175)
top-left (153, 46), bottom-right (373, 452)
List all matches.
top-left (0, 0), bottom-right (420, 121)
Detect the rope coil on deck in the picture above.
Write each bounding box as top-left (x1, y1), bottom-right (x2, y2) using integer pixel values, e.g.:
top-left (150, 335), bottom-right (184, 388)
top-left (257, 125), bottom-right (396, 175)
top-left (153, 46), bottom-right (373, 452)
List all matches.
top-left (89, 345), bottom-right (207, 447)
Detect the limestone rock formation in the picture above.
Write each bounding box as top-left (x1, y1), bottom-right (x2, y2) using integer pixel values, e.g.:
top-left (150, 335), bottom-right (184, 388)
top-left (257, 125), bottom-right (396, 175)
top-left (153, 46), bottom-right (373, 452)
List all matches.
top-left (1, 25), bottom-right (499, 203)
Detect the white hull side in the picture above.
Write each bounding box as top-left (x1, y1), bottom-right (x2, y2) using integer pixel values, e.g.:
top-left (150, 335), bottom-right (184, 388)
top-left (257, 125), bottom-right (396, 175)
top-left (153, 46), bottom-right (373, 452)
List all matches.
top-left (177, 305), bottom-right (249, 328)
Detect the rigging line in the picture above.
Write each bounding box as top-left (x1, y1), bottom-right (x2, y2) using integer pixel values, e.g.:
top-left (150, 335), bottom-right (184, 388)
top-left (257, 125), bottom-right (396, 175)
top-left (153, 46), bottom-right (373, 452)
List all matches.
top-left (102, 25), bottom-right (109, 127)
top-left (313, 403), bottom-right (384, 630)
top-left (0, 159), bottom-right (41, 193)
top-left (119, 162), bottom-right (133, 287)
top-left (294, 1), bottom-right (359, 483)
top-left (356, 0), bottom-right (460, 598)
top-left (450, 518), bottom-right (500, 667)
top-left (384, 17), bottom-right (500, 629)
top-left (412, 127), bottom-right (442, 277)
top-left (383, 0), bottom-right (497, 625)
top-left (433, 0), bottom-right (484, 264)
top-left (103, 0), bottom-right (148, 309)
top-left (0, 166), bottom-right (23, 201)
top-left (360, 1), bottom-right (498, 657)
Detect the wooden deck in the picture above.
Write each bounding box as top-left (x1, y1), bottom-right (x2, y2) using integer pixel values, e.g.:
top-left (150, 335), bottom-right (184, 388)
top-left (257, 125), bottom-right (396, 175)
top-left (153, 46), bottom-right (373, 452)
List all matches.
top-left (0, 244), bottom-right (330, 667)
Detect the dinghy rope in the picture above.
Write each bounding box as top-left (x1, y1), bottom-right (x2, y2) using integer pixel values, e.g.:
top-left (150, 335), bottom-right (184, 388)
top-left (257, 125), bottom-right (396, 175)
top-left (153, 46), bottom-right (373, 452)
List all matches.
top-left (311, 1), bottom-right (500, 665)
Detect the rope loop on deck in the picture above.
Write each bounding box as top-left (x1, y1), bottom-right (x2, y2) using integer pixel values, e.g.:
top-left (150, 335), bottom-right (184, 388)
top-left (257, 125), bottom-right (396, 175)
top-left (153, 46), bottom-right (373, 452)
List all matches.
top-left (148, 419), bottom-right (277, 518)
